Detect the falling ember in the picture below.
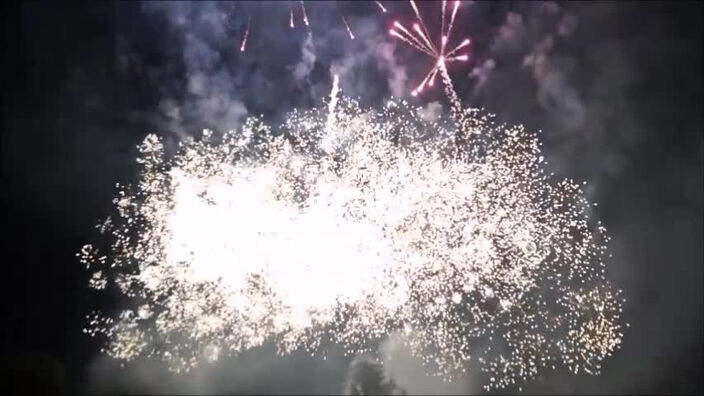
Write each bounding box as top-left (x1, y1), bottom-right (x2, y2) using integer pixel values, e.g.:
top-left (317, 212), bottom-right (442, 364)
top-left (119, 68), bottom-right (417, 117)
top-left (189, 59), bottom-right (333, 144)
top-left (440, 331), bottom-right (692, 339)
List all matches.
top-left (239, 17), bottom-right (250, 52)
top-left (375, 1), bottom-right (387, 13)
top-left (290, 5), bottom-right (295, 28)
top-left (342, 15), bottom-right (355, 40)
top-left (81, 80), bottom-right (624, 391)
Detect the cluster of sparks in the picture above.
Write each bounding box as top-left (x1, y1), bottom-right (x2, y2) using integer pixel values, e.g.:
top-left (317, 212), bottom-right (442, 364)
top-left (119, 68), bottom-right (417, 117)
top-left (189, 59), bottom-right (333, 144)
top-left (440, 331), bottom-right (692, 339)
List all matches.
top-left (389, 1), bottom-right (471, 98)
top-left (81, 75), bottom-right (624, 391)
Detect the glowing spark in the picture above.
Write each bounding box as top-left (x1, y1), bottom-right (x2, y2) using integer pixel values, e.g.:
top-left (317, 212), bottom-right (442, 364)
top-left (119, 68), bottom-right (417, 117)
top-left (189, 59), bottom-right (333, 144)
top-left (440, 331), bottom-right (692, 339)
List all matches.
top-left (326, 74), bottom-right (340, 133)
top-left (390, 28), bottom-right (435, 57)
top-left (409, 0), bottom-right (434, 52)
top-left (428, 67), bottom-right (439, 86)
top-left (375, 1), bottom-right (387, 13)
top-left (239, 17), bottom-right (250, 52)
top-left (446, 38), bottom-right (471, 57)
top-left (447, 0), bottom-right (461, 41)
top-left (82, 82), bottom-right (624, 391)
top-left (393, 21), bottom-right (435, 56)
top-left (342, 16), bottom-right (354, 40)
top-left (415, 63), bottom-right (439, 93)
top-left (413, 23), bottom-right (436, 54)
top-left (290, 5), bottom-right (295, 28)
top-left (441, 0), bottom-right (447, 41)
top-left (299, 1), bottom-right (309, 26)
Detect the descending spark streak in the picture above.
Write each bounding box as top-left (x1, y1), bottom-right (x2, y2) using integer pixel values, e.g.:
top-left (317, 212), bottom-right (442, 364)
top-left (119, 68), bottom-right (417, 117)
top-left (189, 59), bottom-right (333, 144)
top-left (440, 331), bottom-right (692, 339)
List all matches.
top-left (394, 21), bottom-right (434, 55)
top-left (415, 64), bottom-right (438, 93)
top-left (428, 67), bottom-right (439, 86)
top-left (445, 38), bottom-right (471, 57)
top-left (342, 16), bottom-right (355, 40)
top-left (239, 17), bottom-right (250, 52)
top-left (414, 23), bottom-right (436, 54)
top-left (390, 29), bottom-right (435, 57)
top-left (441, 0), bottom-right (447, 46)
top-left (375, 1), bottom-right (387, 13)
top-left (446, 1), bottom-right (461, 42)
top-left (299, 1), bottom-right (309, 26)
top-left (409, 0), bottom-right (435, 53)
top-left (290, 5), bottom-right (295, 28)
top-left (81, 80), bottom-right (624, 391)
top-left (412, 68), bottom-right (432, 95)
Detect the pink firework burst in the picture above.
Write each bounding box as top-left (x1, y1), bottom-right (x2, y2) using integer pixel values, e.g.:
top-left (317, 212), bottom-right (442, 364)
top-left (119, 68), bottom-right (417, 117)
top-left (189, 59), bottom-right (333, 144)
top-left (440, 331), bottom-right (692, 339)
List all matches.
top-left (389, 1), bottom-right (471, 98)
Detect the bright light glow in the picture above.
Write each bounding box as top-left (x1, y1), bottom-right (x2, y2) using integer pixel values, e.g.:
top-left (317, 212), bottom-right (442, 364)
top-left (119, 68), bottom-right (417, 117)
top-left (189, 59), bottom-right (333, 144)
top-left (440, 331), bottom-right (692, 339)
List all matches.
top-left (82, 82), bottom-right (624, 391)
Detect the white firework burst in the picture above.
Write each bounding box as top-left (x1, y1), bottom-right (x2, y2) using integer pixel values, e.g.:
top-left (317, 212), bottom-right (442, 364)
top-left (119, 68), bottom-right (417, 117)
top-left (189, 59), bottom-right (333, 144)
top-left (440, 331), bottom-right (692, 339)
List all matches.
top-left (80, 78), bottom-right (624, 391)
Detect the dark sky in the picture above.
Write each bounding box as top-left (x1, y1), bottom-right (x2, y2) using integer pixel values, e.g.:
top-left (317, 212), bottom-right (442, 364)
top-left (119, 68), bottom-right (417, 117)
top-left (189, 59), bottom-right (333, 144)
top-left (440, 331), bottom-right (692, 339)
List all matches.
top-left (1, 1), bottom-right (701, 394)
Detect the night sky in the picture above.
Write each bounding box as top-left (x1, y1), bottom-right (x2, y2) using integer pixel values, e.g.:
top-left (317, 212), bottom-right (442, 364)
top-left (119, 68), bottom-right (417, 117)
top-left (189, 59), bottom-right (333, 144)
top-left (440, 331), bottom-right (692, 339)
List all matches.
top-left (1, 1), bottom-right (701, 394)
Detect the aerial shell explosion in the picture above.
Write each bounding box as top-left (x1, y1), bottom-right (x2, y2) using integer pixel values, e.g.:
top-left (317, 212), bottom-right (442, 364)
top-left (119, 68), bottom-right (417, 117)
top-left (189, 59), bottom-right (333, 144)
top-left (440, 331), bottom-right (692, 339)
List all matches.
top-left (80, 78), bottom-right (624, 391)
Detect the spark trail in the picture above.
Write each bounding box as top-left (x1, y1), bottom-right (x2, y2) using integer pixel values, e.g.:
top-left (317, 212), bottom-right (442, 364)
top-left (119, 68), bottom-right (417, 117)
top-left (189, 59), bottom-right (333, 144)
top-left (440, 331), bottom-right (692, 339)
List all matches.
top-left (81, 81), bottom-right (624, 391)
top-left (342, 15), bottom-right (355, 40)
top-left (299, 1), bottom-right (309, 26)
top-left (290, 5), bottom-right (295, 29)
top-left (376, 1), bottom-right (387, 13)
top-left (239, 17), bottom-right (250, 52)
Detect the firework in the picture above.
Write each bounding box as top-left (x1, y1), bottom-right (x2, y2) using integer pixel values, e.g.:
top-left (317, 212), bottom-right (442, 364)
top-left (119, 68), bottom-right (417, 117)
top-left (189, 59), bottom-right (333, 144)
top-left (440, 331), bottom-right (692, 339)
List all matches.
top-left (342, 15), bottom-right (355, 40)
top-left (81, 80), bottom-right (624, 391)
top-left (376, 1), bottom-right (387, 13)
top-left (239, 17), bottom-right (250, 52)
top-left (290, 4), bottom-right (295, 29)
top-left (390, 1), bottom-right (470, 112)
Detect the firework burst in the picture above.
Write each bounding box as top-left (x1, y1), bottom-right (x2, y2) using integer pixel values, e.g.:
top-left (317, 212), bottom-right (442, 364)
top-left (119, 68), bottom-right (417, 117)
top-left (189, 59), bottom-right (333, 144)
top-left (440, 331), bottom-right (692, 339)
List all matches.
top-left (81, 78), bottom-right (624, 391)
top-left (390, 1), bottom-right (471, 113)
